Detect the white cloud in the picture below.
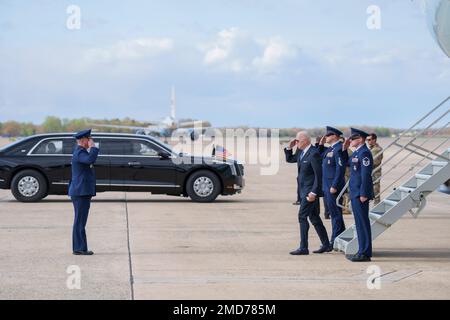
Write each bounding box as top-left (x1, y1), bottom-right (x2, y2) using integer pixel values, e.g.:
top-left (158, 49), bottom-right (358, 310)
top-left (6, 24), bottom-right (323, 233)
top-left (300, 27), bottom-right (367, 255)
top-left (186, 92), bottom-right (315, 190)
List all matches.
top-left (252, 37), bottom-right (298, 73)
top-left (203, 28), bottom-right (239, 65)
top-left (83, 37), bottom-right (174, 66)
top-left (200, 28), bottom-right (297, 74)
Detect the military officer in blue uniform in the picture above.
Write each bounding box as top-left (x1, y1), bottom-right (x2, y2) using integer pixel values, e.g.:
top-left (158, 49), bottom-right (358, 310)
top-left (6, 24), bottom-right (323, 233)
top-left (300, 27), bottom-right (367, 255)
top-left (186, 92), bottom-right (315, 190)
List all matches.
top-left (343, 128), bottom-right (374, 262)
top-left (69, 129), bottom-right (99, 256)
top-left (318, 127), bottom-right (346, 247)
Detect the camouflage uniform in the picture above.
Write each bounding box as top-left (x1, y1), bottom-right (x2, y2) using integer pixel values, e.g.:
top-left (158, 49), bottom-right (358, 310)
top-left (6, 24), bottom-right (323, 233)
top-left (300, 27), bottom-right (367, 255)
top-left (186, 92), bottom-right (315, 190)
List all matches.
top-left (342, 148), bottom-right (353, 215)
top-left (369, 143), bottom-right (383, 204)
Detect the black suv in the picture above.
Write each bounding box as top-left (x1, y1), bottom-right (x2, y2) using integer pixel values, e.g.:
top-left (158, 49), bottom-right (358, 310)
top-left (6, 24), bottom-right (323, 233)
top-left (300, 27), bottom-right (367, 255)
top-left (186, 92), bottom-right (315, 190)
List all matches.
top-left (0, 133), bottom-right (244, 202)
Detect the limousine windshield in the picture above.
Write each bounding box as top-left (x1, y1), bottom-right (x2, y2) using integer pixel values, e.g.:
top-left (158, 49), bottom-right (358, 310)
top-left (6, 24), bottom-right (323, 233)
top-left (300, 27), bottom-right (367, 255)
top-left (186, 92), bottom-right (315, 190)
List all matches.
top-left (0, 138), bottom-right (27, 152)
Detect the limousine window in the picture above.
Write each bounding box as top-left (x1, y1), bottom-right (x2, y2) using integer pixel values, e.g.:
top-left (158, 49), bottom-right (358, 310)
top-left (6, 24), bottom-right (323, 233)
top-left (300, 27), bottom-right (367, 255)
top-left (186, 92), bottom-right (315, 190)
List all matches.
top-left (32, 139), bottom-right (64, 155)
top-left (65, 139), bottom-right (104, 154)
top-left (102, 139), bottom-right (158, 156)
top-left (130, 140), bottom-right (159, 156)
top-left (64, 139), bottom-right (76, 154)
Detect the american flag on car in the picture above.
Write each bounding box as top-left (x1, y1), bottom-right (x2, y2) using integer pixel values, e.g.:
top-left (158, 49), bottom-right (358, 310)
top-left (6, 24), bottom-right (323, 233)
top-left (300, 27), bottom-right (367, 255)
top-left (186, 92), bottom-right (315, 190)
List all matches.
top-left (212, 145), bottom-right (230, 159)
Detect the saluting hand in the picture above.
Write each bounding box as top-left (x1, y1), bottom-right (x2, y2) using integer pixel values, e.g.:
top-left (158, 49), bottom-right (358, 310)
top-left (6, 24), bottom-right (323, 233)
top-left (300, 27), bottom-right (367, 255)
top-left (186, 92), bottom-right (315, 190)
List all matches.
top-left (88, 138), bottom-right (95, 149)
top-left (343, 138), bottom-right (351, 151)
top-left (288, 139), bottom-right (297, 149)
top-left (319, 135), bottom-right (326, 146)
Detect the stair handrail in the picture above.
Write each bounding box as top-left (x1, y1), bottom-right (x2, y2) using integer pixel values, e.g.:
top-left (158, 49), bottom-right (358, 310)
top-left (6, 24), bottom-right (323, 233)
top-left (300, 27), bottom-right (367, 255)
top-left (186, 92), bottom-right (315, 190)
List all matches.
top-left (337, 96), bottom-right (450, 212)
top-left (374, 122), bottom-right (450, 198)
top-left (373, 119), bottom-right (450, 186)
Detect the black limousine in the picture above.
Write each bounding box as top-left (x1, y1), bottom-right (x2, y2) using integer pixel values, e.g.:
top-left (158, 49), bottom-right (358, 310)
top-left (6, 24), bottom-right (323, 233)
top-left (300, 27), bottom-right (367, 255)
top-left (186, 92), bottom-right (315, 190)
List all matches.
top-left (0, 133), bottom-right (244, 202)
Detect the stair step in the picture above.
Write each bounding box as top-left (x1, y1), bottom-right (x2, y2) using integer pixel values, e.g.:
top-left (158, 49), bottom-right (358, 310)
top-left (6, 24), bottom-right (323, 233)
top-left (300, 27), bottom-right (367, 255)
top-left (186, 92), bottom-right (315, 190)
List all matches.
top-left (339, 237), bottom-right (354, 244)
top-left (415, 173), bottom-right (432, 181)
top-left (398, 186), bottom-right (415, 193)
top-left (335, 146), bottom-right (450, 258)
top-left (432, 161), bottom-right (448, 167)
top-left (369, 212), bottom-right (383, 220)
top-left (384, 199), bottom-right (399, 207)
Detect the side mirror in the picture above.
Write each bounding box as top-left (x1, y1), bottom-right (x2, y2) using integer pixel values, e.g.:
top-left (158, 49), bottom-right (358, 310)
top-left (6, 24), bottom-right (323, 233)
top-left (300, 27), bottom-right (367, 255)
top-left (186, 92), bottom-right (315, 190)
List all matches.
top-left (158, 150), bottom-right (171, 159)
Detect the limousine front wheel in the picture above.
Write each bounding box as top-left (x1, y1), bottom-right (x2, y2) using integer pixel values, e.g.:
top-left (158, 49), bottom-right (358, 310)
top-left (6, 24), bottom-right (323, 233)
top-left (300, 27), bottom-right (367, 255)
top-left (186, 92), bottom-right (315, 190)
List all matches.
top-left (11, 169), bottom-right (48, 202)
top-left (186, 170), bottom-right (221, 202)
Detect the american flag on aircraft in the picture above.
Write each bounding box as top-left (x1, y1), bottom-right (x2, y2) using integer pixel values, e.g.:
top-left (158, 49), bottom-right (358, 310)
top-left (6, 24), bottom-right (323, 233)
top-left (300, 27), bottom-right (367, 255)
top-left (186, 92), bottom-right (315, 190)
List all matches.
top-left (212, 145), bottom-right (230, 159)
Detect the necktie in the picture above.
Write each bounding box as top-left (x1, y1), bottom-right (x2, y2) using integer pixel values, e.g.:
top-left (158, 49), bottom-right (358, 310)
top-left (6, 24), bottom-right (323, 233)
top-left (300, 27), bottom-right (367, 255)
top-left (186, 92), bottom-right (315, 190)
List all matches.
top-left (299, 150), bottom-right (305, 161)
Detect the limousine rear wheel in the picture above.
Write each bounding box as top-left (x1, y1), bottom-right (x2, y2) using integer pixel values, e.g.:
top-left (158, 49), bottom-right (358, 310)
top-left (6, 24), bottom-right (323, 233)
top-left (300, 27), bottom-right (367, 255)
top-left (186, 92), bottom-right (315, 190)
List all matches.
top-left (186, 170), bottom-right (221, 202)
top-left (11, 169), bottom-right (48, 202)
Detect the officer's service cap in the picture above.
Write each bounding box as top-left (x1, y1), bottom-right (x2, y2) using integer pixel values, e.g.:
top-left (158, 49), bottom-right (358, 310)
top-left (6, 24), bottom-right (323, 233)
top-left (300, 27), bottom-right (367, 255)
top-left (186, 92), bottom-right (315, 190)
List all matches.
top-left (74, 129), bottom-right (92, 140)
top-left (325, 126), bottom-right (343, 137)
top-left (350, 128), bottom-right (369, 140)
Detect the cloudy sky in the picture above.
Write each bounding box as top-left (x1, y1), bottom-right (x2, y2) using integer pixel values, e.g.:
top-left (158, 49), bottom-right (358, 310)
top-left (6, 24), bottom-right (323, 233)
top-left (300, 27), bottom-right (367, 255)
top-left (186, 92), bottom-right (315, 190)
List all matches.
top-left (0, 0), bottom-right (449, 128)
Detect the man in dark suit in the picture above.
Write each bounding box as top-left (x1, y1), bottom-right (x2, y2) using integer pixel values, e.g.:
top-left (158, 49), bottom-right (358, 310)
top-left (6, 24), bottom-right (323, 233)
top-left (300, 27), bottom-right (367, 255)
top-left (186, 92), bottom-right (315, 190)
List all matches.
top-left (343, 128), bottom-right (374, 262)
top-left (69, 129), bottom-right (99, 256)
top-left (285, 131), bottom-right (331, 255)
top-left (289, 138), bottom-right (326, 215)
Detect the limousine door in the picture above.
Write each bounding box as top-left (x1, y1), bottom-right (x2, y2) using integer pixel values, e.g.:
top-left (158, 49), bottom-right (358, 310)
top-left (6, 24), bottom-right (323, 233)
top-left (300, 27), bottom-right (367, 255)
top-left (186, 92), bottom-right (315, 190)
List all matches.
top-left (29, 138), bottom-right (110, 194)
top-left (28, 138), bottom-right (69, 189)
top-left (62, 138), bottom-right (110, 192)
top-left (102, 138), bottom-right (178, 192)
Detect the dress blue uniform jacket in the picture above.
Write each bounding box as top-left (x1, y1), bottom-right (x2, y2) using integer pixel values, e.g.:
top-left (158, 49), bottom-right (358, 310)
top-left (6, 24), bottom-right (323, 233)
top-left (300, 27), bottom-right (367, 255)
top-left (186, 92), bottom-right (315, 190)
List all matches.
top-left (347, 144), bottom-right (374, 200)
top-left (318, 142), bottom-right (346, 192)
top-left (68, 146), bottom-right (99, 197)
top-left (285, 146), bottom-right (323, 199)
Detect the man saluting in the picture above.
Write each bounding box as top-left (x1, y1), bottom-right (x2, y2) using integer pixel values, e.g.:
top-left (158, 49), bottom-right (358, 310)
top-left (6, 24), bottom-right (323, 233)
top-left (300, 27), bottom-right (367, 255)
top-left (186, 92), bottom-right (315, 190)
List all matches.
top-left (69, 129), bottom-right (99, 256)
top-left (317, 126), bottom-right (346, 248)
top-left (285, 131), bottom-right (331, 255)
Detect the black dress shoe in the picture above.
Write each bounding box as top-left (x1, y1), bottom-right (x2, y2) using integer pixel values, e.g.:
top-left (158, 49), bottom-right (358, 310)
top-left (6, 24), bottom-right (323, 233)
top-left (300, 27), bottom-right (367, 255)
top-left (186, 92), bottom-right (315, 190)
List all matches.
top-left (292, 201), bottom-right (300, 205)
top-left (345, 254), bottom-right (358, 261)
top-left (73, 250), bottom-right (94, 256)
top-left (313, 244), bottom-right (332, 254)
top-left (290, 248), bottom-right (309, 255)
top-left (350, 254), bottom-right (371, 262)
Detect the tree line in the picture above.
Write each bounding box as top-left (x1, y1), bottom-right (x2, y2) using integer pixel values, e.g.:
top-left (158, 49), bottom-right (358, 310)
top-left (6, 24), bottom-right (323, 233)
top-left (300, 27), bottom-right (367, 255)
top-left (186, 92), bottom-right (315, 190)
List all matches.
top-left (0, 117), bottom-right (150, 137)
top-left (0, 116), bottom-right (441, 138)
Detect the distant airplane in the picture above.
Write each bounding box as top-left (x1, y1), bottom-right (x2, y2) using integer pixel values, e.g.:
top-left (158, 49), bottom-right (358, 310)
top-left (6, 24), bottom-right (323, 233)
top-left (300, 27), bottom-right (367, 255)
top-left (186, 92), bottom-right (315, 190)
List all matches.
top-left (91, 87), bottom-right (211, 140)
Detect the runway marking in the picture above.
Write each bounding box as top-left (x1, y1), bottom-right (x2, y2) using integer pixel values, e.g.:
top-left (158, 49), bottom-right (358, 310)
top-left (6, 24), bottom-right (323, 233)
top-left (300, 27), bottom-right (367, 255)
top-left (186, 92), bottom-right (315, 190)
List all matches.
top-left (124, 192), bottom-right (135, 300)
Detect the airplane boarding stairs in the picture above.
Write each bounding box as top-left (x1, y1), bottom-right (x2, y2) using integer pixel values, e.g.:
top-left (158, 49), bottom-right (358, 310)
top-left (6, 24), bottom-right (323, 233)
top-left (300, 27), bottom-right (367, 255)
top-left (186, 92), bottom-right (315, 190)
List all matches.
top-left (334, 96), bottom-right (450, 255)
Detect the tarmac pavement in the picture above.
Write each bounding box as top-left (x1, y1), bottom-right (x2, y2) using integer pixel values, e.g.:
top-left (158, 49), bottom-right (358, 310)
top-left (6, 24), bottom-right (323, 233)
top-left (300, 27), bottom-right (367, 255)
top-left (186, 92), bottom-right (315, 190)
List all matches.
top-left (0, 139), bottom-right (449, 299)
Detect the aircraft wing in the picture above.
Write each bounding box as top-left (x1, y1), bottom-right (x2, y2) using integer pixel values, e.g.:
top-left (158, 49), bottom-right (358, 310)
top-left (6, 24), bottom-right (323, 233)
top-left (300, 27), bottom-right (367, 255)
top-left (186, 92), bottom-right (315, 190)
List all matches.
top-left (177, 120), bottom-right (211, 128)
top-left (90, 123), bottom-right (161, 131)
